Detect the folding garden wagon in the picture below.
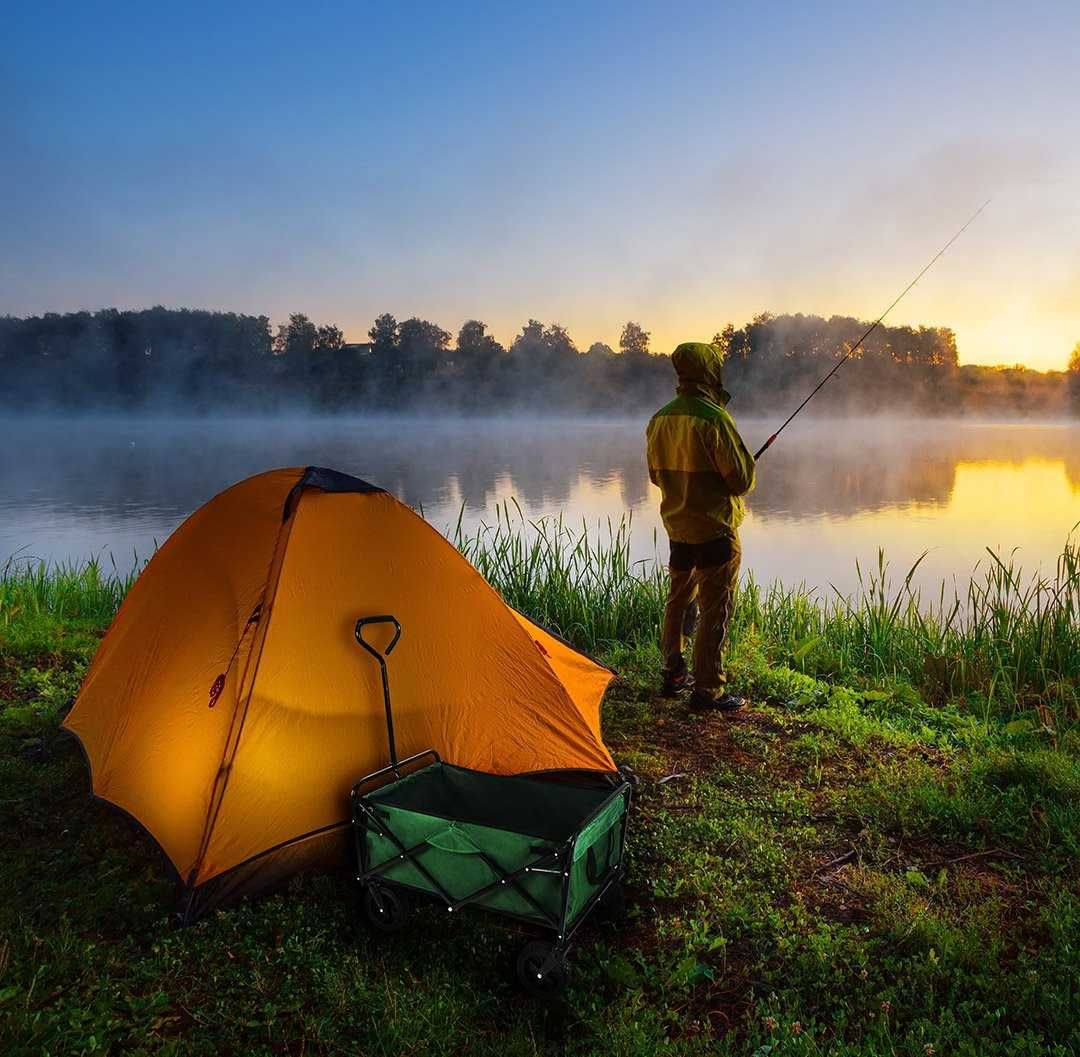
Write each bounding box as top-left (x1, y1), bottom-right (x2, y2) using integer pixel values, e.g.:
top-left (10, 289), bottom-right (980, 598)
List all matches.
top-left (350, 615), bottom-right (632, 995)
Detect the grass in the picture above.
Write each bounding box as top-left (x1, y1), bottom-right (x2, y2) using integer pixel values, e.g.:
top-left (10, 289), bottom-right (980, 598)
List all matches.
top-left (0, 555), bottom-right (137, 655)
top-left (458, 504), bottom-right (1080, 726)
top-left (1, 520), bottom-right (1078, 1055)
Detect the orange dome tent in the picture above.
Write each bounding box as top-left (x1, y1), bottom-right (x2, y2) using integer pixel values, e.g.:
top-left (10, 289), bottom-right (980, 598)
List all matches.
top-left (64, 467), bottom-right (616, 920)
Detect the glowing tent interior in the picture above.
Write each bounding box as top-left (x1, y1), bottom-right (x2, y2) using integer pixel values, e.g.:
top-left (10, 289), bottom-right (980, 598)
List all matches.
top-left (63, 467), bottom-right (616, 920)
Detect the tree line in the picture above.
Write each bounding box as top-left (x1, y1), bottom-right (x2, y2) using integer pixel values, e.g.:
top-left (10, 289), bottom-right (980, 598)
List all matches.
top-left (1, 306), bottom-right (1076, 416)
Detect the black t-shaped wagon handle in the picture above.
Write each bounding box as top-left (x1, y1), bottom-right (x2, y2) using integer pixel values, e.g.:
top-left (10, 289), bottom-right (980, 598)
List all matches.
top-left (355, 615), bottom-right (402, 773)
top-left (355, 615), bottom-right (401, 656)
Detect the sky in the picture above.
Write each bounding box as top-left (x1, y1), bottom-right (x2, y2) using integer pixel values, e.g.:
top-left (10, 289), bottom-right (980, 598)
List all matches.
top-left (3, 0), bottom-right (1079, 370)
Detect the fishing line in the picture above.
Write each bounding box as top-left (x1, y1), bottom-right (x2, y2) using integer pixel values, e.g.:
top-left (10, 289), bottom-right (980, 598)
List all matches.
top-left (753, 199), bottom-right (991, 461)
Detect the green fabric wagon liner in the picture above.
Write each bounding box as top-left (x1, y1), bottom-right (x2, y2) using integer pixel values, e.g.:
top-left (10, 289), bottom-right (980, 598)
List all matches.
top-left (361, 763), bottom-right (627, 926)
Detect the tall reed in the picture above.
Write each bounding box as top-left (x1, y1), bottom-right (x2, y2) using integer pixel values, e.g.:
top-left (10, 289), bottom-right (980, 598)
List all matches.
top-left (456, 506), bottom-right (1080, 722)
top-left (0, 554), bottom-right (138, 648)
top-left (453, 500), bottom-right (666, 650)
top-left (3, 510), bottom-right (1077, 722)
top-left (735, 540), bottom-right (1080, 718)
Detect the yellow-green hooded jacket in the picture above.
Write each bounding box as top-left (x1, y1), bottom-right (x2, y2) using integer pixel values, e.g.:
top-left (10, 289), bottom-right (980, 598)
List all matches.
top-left (646, 342), bottom-right (756, 544)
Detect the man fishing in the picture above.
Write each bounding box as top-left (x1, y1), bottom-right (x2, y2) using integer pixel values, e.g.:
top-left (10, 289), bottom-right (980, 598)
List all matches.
top-left (646, 342), bottom-right (755, 713)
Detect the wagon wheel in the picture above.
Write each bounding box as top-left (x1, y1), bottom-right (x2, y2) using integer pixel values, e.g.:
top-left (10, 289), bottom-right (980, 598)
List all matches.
top-left (516, 940), bottom-right (570, 996)
top-left (361, 884), bottom-right (409, 933)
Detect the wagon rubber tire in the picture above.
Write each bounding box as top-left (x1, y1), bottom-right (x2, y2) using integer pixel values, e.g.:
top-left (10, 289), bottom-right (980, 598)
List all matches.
top-left (362, 884), bottom-right (408, 933)
top-left (516, 940), bottom-right (570, 996)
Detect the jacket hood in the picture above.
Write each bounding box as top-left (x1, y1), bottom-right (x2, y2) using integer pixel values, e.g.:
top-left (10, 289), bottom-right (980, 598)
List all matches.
top-left (672, 342), bottom-right (731, 406)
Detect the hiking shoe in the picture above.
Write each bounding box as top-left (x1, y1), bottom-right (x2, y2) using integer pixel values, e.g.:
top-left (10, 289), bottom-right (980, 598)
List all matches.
top-left (689, 691), bottom-right (746, 714)
top-left (660, 669), bottom-right (693, 697)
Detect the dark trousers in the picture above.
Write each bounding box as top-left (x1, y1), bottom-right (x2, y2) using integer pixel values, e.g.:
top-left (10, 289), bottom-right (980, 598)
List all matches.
top-left (660, 535), bottom-right (741, 696)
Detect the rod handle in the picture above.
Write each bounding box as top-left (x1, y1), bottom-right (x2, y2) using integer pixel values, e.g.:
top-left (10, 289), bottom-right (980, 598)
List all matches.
top-left (754, 434), bottom-right (777, 461)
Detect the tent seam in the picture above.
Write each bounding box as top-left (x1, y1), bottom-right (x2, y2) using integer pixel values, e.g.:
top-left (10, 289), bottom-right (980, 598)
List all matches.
top-left (187, 479), bottom-right (304, 887)
top-left (187, 819), bottom-right (350, 905)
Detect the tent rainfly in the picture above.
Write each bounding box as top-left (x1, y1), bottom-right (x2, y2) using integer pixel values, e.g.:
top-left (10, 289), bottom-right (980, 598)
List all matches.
top-left (64, 467), bottom-right (616, 921)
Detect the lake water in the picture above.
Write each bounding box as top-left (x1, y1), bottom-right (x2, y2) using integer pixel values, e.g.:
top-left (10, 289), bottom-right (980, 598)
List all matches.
top-left (2, 416), bottom-right (1079, 601)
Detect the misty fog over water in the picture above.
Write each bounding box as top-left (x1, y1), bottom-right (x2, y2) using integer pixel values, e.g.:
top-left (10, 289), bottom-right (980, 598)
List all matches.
top-left (2, 416), bottom-right (1078, 600)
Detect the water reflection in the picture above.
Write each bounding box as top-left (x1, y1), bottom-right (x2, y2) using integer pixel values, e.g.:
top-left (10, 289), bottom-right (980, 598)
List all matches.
top-left (1, 416), bottom-right (1078, 597)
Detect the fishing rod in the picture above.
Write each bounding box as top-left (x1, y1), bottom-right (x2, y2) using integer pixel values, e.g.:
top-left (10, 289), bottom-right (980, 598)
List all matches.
top-left (753, 199), bottom-right (991, 461)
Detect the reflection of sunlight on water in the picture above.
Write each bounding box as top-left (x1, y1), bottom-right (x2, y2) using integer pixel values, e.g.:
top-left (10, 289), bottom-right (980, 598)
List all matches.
top-left (440, 471), bottom-right (646, 531)
top-left (740, 458), bottom-right (1080, 599)
top-left (432, 455), bottom-right (1080, 602)
top-left (2, 418), bottom-right (1080, 600)
top-left (946, 460), bottom-right (1080, 532)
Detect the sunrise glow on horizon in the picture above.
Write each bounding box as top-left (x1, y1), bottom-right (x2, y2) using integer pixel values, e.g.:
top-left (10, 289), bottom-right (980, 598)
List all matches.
top-left (4, 2), bottom-right (1078, 372)
top-left (334, 297), bottom-right (1077, 374)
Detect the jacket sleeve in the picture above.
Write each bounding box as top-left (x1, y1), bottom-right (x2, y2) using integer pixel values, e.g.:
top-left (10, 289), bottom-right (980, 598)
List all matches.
top-left (645, 421), bottom-right (660, 486)
top-left (711, 418), bottom-right (756, 496)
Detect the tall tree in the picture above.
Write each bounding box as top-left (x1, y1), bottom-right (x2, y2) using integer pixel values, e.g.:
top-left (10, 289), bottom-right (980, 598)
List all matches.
top-left (543, 323), bottom-right (577, 361)
top-left (368, 313), bottom-right (398, 354)
top-left (619, 322), bottom-right (650, 360)
top-left (273, 313), bottom-right (318, 386)
top-left (457, 320), bottom-right (504, 372)
top-left (510, 319), bottom-right (546, 362)
top-left (366, 312), bottom-right (402, 400)
top-left (316, 323), bottom-right (344, 353)
top-left (310, 322), bottom-right (346, 403)
top-left (397, 317), bottom-right (451, 392)
top-left (453, 320), bottom-right (506, 406)
top-left (711, 323), bottom-right (736, 358)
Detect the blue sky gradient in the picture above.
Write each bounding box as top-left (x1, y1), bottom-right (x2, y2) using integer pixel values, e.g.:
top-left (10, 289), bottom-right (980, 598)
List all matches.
top-left (3, 1), bottom-right (1078, 367)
